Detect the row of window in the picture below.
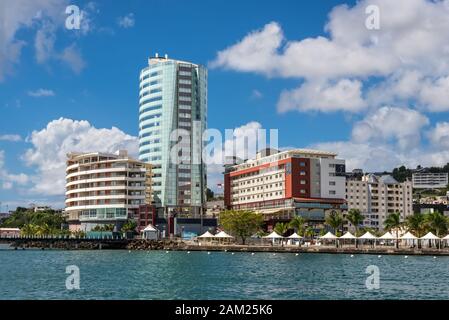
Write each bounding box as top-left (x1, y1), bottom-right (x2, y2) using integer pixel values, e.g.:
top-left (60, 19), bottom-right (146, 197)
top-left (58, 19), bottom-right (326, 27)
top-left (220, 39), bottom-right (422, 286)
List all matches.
top-left (140, 95), bottom-right (162, 107)
top-left (139, 130), bottom-right (161, 139)
top-left (140, 113), bottom-right (161, 123)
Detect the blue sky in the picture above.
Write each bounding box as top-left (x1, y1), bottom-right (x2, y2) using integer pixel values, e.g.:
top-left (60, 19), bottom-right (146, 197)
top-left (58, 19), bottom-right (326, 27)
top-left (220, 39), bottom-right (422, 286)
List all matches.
top-left (1, 0), bottom-right (449, 210)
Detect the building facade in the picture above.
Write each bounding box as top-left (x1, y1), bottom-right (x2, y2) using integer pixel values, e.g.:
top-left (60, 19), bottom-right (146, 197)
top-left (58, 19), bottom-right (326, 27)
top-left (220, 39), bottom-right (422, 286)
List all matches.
top-left (412, 172), bottom-right (448, 189)
top-left (224, 149), bottom-right (347, 228)
top-left (65, 151), bottom-right (152, 231)
top-left (346, 174), bottom-right (413, 230)
top-left (138, 54), bottom-right (207, 217)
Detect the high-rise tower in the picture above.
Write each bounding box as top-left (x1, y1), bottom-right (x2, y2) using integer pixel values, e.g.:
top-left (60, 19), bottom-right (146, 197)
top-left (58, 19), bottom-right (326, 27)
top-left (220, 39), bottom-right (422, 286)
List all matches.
top-left (138, 54), bottom-right (207, 216)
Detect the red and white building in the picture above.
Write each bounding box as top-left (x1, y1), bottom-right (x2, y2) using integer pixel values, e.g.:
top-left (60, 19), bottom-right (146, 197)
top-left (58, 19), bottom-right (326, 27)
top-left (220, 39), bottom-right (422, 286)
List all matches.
top-left (224, 149), bottom-right (347, 227)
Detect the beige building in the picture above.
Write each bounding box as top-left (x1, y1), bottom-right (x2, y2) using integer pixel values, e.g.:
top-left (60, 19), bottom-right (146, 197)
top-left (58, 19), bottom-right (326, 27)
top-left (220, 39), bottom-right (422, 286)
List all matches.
top-left (65, 150), bottom-right (152, 231)
top-left (346, 174), bottom-right (413, 230)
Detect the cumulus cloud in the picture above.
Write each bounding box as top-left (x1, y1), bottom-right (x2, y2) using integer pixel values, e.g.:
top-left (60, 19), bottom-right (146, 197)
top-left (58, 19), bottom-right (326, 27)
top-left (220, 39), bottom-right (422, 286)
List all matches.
top-left (0, 0), bottom-right (96, 80)
top-left (427, 122), bottom-right (449, 149)
top-left (22, 118), bottom-right (139, 196)
top-left (27, 88), bottom-right (55, 97)
top-left (351, 107), bottom-right (429, 149)
top-left (117, 13), bottom-right (135, 28)
top-left (211, 0), bottom-right (449, 113)
top-left (59, 44), bottom-right (86, 74)
top-left (278, 79), bottom-right (366, 113)
top-left (0, 150), bottom-right (29, 190)
top-left (0, 134), bottom-right (22, 142)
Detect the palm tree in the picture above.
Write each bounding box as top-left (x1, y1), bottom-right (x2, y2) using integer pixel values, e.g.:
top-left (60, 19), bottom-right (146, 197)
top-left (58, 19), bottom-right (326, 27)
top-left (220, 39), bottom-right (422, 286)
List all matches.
top-left (425, 211), bottom-right (448, 238)
top-left (384, 212), bottom-right (402, 249)
top-left (325, 211), bottom-right (344, 235)
top-left (288, 216), bottom-right (306, 236)
top-left (406, 212), bottom-right (426, 248)
top-left (304, 226), bottom-right (315, 242)
top-left (346, 208), bottom-right (364, 235)
top-left (274, 222), bottom-right (289, 236)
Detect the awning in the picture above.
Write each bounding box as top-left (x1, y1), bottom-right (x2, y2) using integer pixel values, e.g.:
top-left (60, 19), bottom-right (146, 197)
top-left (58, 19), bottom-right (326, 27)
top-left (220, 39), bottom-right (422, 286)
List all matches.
top-left (420, 232), bottom-right (440, 240)
top-left (379, 232), bottom-right (395, 240)
top-left (359, 232), bottom-right (377, 239)
top-left (288, 232), bottom-right (303, 239)
top-left (263, 231), bottom-right (283, 239)
top-left (198, 231), bottom-right (215, 238)
top-left (141, 224), bottom-right (157, 232)
top-left (400, 232), bottom-right (417, 240)
top-left (215, 231), bottom-right (234, 238)
top-left (340, 232), bottom-right (356, 239)
top-left (320, 231), bottom-right (337, 239)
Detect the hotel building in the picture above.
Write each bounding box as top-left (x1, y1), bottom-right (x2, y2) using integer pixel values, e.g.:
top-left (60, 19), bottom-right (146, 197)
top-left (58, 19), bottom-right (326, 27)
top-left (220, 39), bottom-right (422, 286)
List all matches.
top-left (224, 149), bottom-right (347, 227)
top-left (138, 54), bottom-right (207, 217)
top-left (65, 151), bottom-right (152, 231)
top-left (412, 171), bottom-right (448, 189)
top-left (346, 174), bottom-right (413, 230)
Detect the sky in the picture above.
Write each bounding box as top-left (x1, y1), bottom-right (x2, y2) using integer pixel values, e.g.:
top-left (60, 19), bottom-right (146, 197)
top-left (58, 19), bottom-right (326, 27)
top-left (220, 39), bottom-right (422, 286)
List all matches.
top-left (1, 0), bottom-right (449, 210)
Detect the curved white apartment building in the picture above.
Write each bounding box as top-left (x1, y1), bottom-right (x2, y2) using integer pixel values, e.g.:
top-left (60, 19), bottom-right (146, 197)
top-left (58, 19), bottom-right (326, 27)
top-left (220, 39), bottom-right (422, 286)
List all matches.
top-left (65, 150), bottom-right (152, 232)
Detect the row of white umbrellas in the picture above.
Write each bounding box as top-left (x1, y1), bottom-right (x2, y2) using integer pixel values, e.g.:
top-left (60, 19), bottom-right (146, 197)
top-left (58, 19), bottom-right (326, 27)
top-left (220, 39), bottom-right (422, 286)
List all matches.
top-left (197, 230), bottom-right (234, 239)
top-left (320, 230), bottom-right (449, 240)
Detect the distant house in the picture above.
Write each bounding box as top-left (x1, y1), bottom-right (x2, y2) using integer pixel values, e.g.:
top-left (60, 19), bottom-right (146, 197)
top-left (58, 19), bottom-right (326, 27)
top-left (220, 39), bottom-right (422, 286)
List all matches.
top-left (0, 228), bottom-right (20, 237)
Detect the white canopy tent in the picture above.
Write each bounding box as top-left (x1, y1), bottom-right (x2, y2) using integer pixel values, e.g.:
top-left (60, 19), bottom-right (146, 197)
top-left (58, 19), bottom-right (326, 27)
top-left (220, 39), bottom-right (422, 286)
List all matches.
top-left (359, 232), bottom-right (377, 240)
top-left (320, 232), bottom-right (337, 239)
top-left (340, 232), bottom-right (356, 239)
top-left (263, 231), bottom-right (283, 245)
top-left (400, 232), bottom-right (417, 240)
top-left (379, 232), bottom-right (395, 240)
top-left (443, 234), bottom-right (449, 240)
top-left (400, 231), bottom-right (418, 248)
top-left (420, 232), bottom-right (441, 249)
top-left (288, 232), bottom-right (303, 239)
top-left (339, 232), bottom-right (357, 247)
top-left (214, 230), bottom-right (234, 244)
top-left (263, 231), bottom-right (283, 239)
top-left (198, 231), bottom-right (215, 238)
top-left (420, 232), bottom-right (440, 240)
top-left (141, 224), bottom-right (158, 240)
top-left (215, 231), bottom-right (234, 238)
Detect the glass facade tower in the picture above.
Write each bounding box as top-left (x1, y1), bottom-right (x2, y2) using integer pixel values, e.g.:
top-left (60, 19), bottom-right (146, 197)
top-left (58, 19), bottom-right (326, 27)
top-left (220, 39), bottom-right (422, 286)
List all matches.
top-left (138, 54), bottom-right (207, 216)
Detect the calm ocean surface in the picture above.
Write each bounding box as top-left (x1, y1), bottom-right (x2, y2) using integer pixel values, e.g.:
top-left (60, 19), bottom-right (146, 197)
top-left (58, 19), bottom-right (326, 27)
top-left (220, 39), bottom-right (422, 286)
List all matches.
top-left (0, 249), bottom-right (448, 300)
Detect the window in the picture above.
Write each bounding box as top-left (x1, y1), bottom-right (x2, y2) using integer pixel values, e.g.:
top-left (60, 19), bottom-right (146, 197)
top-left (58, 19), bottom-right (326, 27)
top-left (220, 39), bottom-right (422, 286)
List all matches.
top-left (300, 162), bottom-right (306, 166)
top-left (329, 181), bottom-right (336, 186)
top-left (329, 190), bottom-right (336, 195)
top-left (300, 180), bottom-right (306, 185)
top-left (300, 171), bottom-right (306, 175)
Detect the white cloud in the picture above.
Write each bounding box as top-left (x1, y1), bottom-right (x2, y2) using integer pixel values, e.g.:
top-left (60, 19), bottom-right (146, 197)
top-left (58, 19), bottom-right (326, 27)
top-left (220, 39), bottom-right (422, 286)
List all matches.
top-left (278, 79), bottom-right (366, 113)
top-left (0, 134), bottom-right (22, 142)
top-left (211, 0), bottom-right (449, 112)
top-left (310, 112), bottom-right (449, 173)
top-left (117, 13), bottom-right (135, 28)
top-left (0, 0), bottom-right (69, 80)
top-left (0, 150), bottom-right (29, 190)
top-left (351, 106), bottom-right (429, 149)
top-left (427, 122), bottom-right (449, 149)
top-left (59, 44), bottom-right (86, 74)
top-left (251, 89), bottom-right (263, 100)
top-left (419, 76), bottom-right (449, 112)
top-left (22, 118), bottom-right (139, 196)
top-left (27, 88), bottom-right (55, 97)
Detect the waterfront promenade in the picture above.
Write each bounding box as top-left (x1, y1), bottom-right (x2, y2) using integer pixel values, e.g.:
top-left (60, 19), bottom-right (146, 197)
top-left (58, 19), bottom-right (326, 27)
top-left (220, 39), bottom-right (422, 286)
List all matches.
top-left (2, 236), bottom-right (449, 256)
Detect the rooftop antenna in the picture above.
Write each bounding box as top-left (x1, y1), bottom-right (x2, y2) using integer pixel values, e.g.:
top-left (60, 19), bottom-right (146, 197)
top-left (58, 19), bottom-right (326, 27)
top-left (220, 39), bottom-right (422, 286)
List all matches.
top-left (155, 52), bottom-right (159, 58)
top-left (164, 54), bottom-right (168, 59)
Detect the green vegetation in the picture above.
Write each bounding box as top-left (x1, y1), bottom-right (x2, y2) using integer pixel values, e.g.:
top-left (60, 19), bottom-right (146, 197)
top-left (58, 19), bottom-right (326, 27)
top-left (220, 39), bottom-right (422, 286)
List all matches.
top-left (384, 212), bottom-right (402, 248)
top-left (288, 216), bottom-right (306, 236)
top-left (219, 210), bottom-right (263, 244)
top-left (273, 222), bottom-right (289, 236)
top-left (325, 211), bottom-right (344, 235)
top-left (92, 224), bottom-right (114, 232)
top-left (1, 207), bottom-right (67, 236)
top-left (206, 188), bottom-right (214, 201)
top-left (121, 220), bottom-right (137, 233)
